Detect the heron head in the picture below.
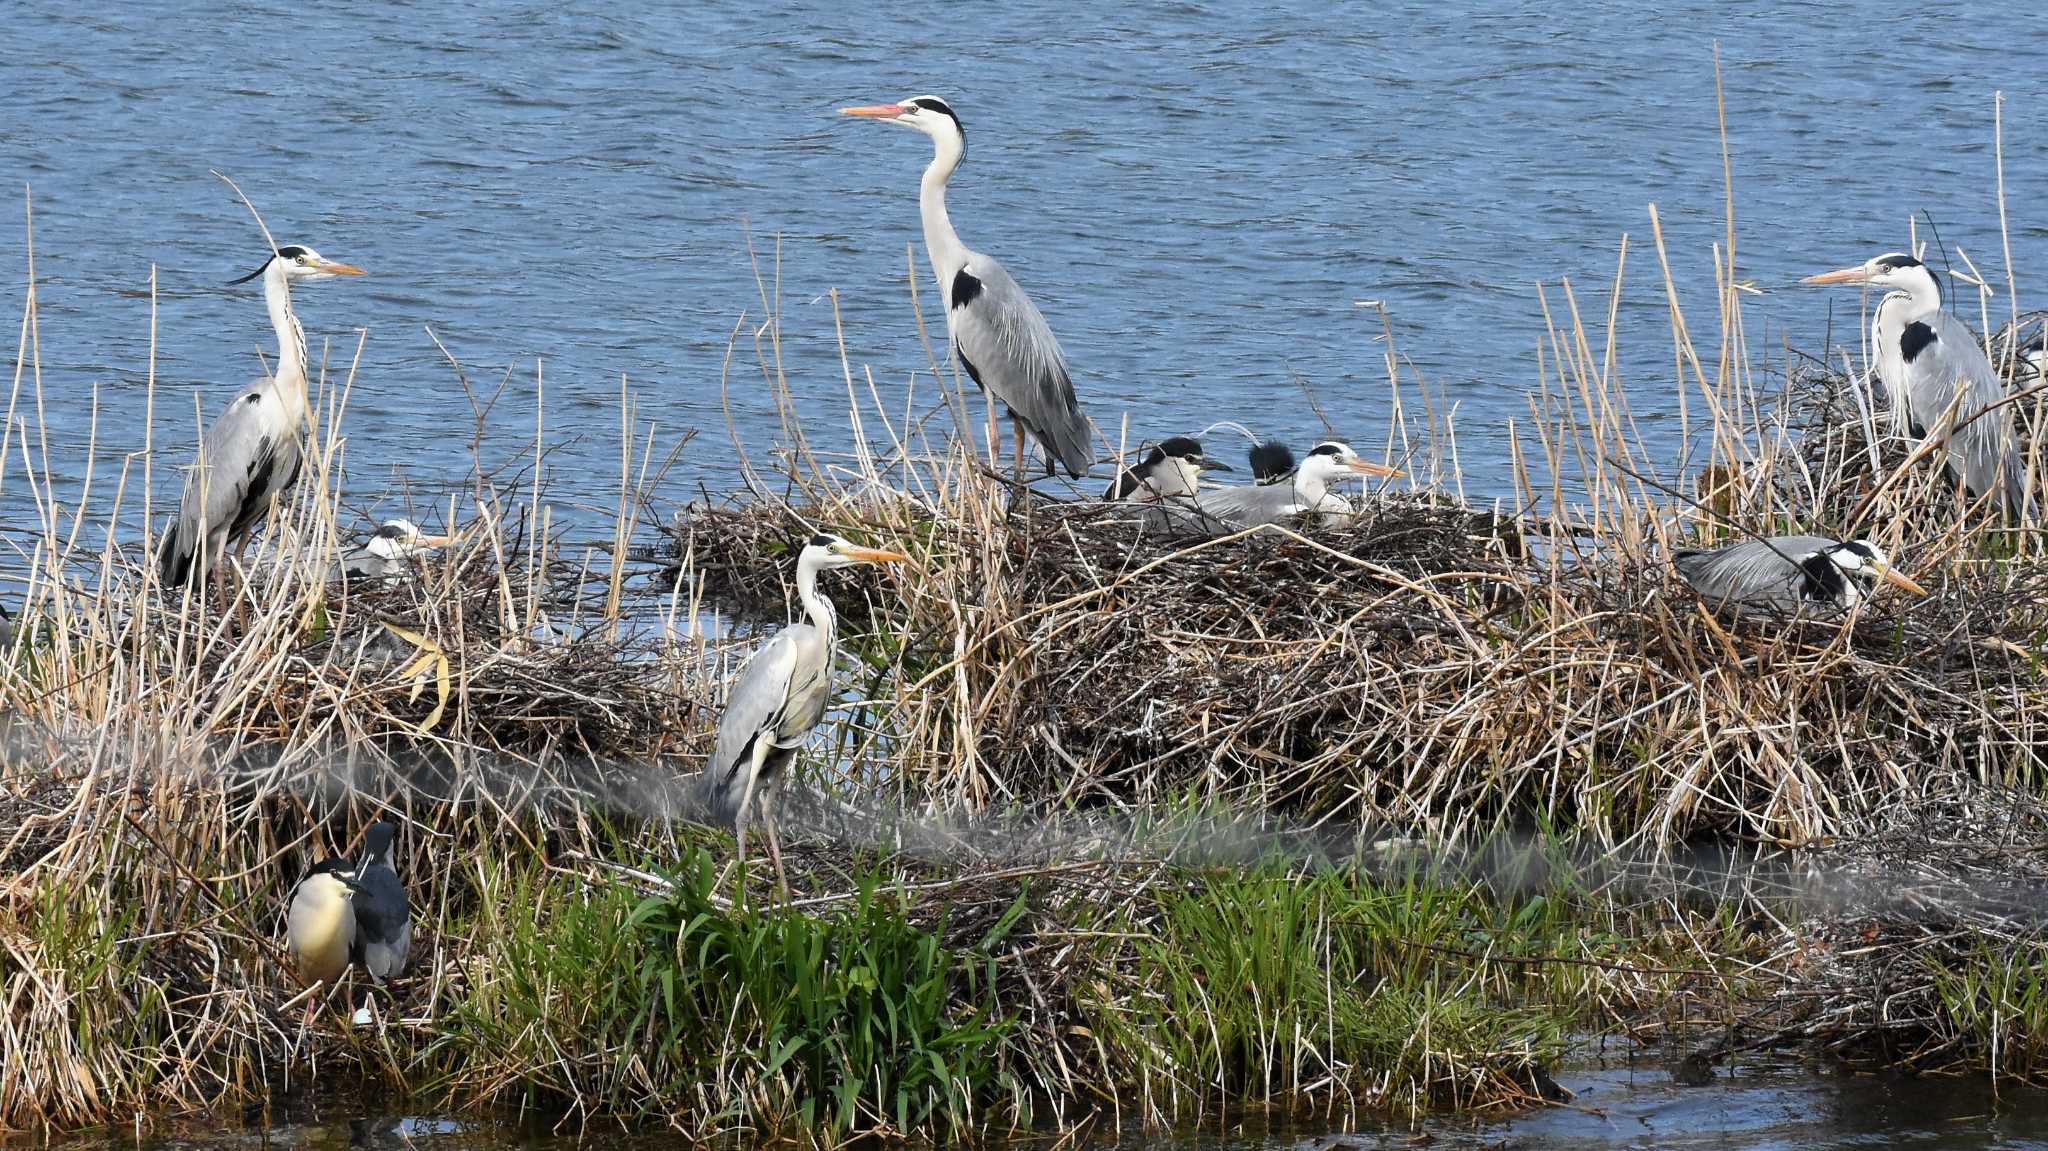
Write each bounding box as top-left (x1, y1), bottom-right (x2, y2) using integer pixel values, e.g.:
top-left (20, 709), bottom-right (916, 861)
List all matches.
top-left (306, 856), bottom-right (364, 896)
top-left (1299, 441), bottom-right (1400, 483)
top-left (840, 95), bottom-right (966, 153)
top-left (1820, 539), bottom-right (1927, 598)
top-left (1157, 436), bottom-right (1231, 477)
top-left (364, 519), bottom-right (453, 561)
top-left (230, 244), bottom-right (366, 287)
top-left (359, 821), bottom-right (399, 868)
top-left (1801, 252), bottom-right (1939, 301)
top-left (804, 533), bottom-right (910, 571)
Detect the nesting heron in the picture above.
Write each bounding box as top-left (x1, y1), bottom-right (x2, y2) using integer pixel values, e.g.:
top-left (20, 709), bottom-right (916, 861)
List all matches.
top-left (350, 821), bottom-right (411, 985)
top-left (286, 856), bottom-right (360, 986)
top-left (698, 534), bottom-right (907, 895)
top-left (1105, 436), bottom-right (1232, 502)
top-left (841, 96), bottom-right (1094, 479)
top-left (1188, 441), bottom-right (1398, 533)
top-left (160, 244), bottom-right (365, 595)
top-left (1804, 252), bottom-right (2029, 518)
top-left (1248, 440), bottom-right (1297, 484)
top-left (339, 519), bottom-right (452, 582)
top-left (1672, 535), bottom-right (1926, 616)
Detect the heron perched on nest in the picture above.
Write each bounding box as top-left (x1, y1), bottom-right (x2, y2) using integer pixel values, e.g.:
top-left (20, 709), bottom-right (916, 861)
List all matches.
top-left (841, 95), bottom-right (1094, 480)
top-left (1804, 252), bottom-right (2030, 519)
top-left (338, 519), bottom-right (452, 582)
top-left (1672, 535), bottom-right (1926, 616)
top-left (1186, 441), bottom-right (1399, 533)
top-left (159, 244), bottom-right (365, 597)
top-left (1104, 436), bottom-right (1232, 502)
top-left (698, 534), bottom-right (906, 896)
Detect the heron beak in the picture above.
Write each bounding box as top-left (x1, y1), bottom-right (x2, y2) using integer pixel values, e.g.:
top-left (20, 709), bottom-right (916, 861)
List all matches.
top-left (1195, 457), bottom-right (1233, 473)
top-left (848, 547), bottom-right (909, 564)
top-left (1346, 458), bottom-right (1402, 478)
top-left (416, 533), bottom-right (455, 548)
top-left (317, 260), bottom-right (367, 276)
top-left (1801, 265), bottom-right (1869, 287)
top-left (1879, 567), bottom-right (1929, 597)
top-left (840, 103), bottom-right (909, 120)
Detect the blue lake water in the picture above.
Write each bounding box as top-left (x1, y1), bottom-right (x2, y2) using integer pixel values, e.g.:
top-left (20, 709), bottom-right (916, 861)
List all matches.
top-left (2, 2), bottom-right (2045, 547)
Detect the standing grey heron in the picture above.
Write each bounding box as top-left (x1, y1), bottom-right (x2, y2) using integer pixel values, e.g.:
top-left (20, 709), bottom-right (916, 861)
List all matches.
top-left (339, 519), bottom-right (452, 582)
top-left (698, 533), bottom-right (907, 895)
top-left (159, 244), bottom-right (365, 593)
top-left (350, 821), bottom-right (411, 985)
top-left (1804, 252), bottom-right (2029, 518)
top-left (1672, 535), bottom-right (1926, 616)
top-left (1105, 436), bottom-right (1232, 502)
top-left (286, 855), bottom-right (360, 987)
top-left (841, 96), bottom-right (1094, 479)
top-left (1188, 441), bottom-right (1398, 533)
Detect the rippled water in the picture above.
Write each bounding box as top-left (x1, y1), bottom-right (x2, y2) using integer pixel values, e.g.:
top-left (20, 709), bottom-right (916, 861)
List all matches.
top-left (2, 3), bottom-right (2045, 539)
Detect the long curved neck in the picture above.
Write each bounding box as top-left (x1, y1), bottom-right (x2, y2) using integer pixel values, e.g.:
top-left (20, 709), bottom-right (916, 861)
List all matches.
top-left (1291, 466), bottom-right (1331, 506)
top-left (796, 556), bottom-right (838, 647)
top-left (1891, 268), bottom-right (1943, 318)
top-left (918, 129), bottom-right (970, 284)
top-left (264, 261), bottom-right (310, 417)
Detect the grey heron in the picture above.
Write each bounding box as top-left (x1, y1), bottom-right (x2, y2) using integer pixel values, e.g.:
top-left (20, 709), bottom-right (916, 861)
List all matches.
top-left (841, 96), bottom-right (1094, 479)
top-left (698, 533), bottom-right (907, 895)
top-left (1187, 441), bottom-right (1398, 533)
top-left (1105, 436), bottom-right (1232, 502)
top-left (1804, 252), bottom-right (2029, 518)
top-left (286, 855), bottom-right (360, 986)
top-left (159, 244), bottom-right (365, 593)
top-left (350, 821), bottom-right (411, 985)
top-left (1672, 535), bottom-right (1926, 616)
top-left (339, 519), bottom-right (452, 582)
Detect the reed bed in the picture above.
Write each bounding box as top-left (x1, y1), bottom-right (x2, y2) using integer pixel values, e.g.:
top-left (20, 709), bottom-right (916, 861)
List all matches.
top-left (8, 159), bottom-right (2048, 1136)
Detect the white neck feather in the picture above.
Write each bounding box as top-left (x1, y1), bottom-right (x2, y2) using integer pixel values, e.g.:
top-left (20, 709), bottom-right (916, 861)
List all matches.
top-left (918, 129), bottom-right (970, 287)
top-left (263, 261), bottom-right (310, 418)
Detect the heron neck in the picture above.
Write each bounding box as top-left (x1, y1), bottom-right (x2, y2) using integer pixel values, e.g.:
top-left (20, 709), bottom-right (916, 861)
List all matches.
top-left (263, 262), bottom-right (310, 417)
top-left (1893, 271), bottom-right (1943, 318)
top-left (1292, 468), bottom-right (1330, 506)
top-left (796, 557), bottom-right (837, 640)
top-left (918, 132), bottom-right (970, 283)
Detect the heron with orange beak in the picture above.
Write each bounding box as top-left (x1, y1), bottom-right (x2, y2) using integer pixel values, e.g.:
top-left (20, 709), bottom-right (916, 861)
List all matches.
top-left (161, 244), bottom-right (367, 596)
top-left (840, 96), bottom-right (1095, 481)
top-left (697, 533), bottom-right (909, 897)
top-left (1184, 440), bottom-right (1400, 534)
top-left (1803, 251), bottom-right (2028, 520)
top-left (1673, 535), bottom-right (1927, 617)
top-left (338, 519), bottom-right (456, 582)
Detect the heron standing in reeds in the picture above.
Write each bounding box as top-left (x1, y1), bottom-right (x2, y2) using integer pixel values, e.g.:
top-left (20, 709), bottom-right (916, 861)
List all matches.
top-left (1672, 535), bottom-right (1926, 616)
top-left (160, 244), bottom-right (365, 599)
top-left (841, 96), bottom-right (1095, 480)
top-left (698, 534), bottom-right (906, 897)
top-left (1188, 441), bottom-right (1399, 533)
top-left (1804, 252), bottom-right (2030, 519)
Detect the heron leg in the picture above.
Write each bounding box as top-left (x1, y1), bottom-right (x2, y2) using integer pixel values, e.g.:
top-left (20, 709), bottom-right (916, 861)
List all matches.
top-left (759, 784), bottom-right (790, 903)
top-left (1012, 420), bottom-right (1028, 483)
top-left (732, 767), bottom-right (758, 882)
top-left (983, 391), bottom-right (1001, 472)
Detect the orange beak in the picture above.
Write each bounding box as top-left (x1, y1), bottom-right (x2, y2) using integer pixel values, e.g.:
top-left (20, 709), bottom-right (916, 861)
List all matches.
top-left (1346, 458), bottom-right (1402, 478)
top-left (848, 547), bottom-right (908, 564)
top-left (840, 103), bottom-right (909, 120)
top-left (317, 260), bottom-right (367, 276)
top-left (1880, 567), bottom-right (1928, 597)
top-left (1801, 265), bottom-right (1869, 287)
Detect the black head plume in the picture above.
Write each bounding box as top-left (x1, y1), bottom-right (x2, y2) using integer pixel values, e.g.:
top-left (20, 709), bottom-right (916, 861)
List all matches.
top-left (1249, 441), bottom-right (1295, 481)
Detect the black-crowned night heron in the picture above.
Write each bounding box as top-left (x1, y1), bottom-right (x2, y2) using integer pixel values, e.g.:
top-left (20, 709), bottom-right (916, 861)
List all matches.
top-left (1103, 436), bottom-right (1232, 502)
top-left (286, 856), bottom-right (360, 986)
top-left (351, 821), bottom-right (412, 983)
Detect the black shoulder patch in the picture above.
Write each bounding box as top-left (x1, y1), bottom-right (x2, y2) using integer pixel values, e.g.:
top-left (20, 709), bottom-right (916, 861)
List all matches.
top-left (1900, 320), bottom-right (1938, 363)
top-left (950, 269), bottom-right (983, 310)
top-left (244, 393), bottom-right (264, 405)
top-left (1798, 552), bottom-right (1847, 603)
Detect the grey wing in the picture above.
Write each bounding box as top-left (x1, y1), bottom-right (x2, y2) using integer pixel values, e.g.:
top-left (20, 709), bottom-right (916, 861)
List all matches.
top-left (1189, 482), bottom-right (1304, 534)
top-left (699, 625), bottom-right (806, 824)
top-left (1914, 312), bottom-right (2027, 516)
top-left (1672, 535), bottom-right (1837, 612)
top-left (949, 254), bottom-right (1093, 478)
top-left (161, 384), bottom-right (301, 585)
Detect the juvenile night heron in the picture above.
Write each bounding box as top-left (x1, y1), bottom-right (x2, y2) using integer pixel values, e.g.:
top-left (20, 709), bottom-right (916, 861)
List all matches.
top-left (1189, 440), bottom-right (1399, 533)
top-left (698, 534), bottom-right (907, 895)
top-left (1104, 436), bottom-right (1232, 502)
top-left (1804, 252), bottom-right (2030, 519)
top-left (841, 96), bottom-right (1094, 479)
top-left (1672, 535), bottom-right (1927, 616)
top-left (160, 244), bottom-right (366, 595)
top-left (339, 519), bottom-right (452, 582)
top-left (351, 821), bottom-right (411, 984)
top-left (286, 856), bottom-right (360, 986)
